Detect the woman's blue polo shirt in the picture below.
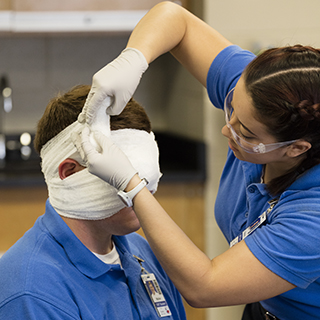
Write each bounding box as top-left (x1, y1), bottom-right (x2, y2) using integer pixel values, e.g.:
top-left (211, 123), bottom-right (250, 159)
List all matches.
top-left (207, 45), bottom-right (320, 320)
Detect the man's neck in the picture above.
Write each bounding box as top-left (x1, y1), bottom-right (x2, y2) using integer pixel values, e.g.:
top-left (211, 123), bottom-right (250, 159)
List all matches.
top-left (61, 216), bottom-right (113, 254)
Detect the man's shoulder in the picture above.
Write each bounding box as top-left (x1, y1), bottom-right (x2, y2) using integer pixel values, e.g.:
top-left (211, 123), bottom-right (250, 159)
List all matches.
top-left (0, 224), bottom-right (71, 294)
top-left (0, 245), bottom-right (78, 317)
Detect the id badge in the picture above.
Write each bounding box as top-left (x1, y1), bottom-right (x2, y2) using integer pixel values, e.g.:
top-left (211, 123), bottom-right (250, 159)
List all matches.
top-left (141, 273), bottom-right (172, 317)
top-left (229, 198), bottom-right (279, 247)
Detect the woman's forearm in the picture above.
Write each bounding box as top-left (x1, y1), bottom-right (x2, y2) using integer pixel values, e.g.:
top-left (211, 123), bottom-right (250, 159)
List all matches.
top-left (129, 179), bottom-right (214, 306)
top-left (128, 175), bottom-right (295, 308)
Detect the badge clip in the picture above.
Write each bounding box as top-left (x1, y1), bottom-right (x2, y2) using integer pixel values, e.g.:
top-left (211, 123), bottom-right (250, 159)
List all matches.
top-left (133, 255), bottom-right (172, 317)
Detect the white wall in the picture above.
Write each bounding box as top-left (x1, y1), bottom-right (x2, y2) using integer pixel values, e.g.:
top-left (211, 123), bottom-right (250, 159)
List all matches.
top-left (206, 0), bottom-right (320, 51)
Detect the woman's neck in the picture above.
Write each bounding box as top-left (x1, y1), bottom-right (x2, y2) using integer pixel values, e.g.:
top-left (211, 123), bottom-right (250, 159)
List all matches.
top-left (264, 155), bottom-right (304, 184)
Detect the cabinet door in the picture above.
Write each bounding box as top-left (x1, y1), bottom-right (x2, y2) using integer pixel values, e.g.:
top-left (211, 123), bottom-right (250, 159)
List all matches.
top-left (0, 186), bottom-right (48, 252)
top-left (0, 0), bottom-right (11, 10)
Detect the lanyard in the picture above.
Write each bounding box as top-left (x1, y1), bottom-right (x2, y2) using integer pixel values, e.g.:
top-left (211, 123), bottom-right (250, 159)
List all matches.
top-left (133, 255), bottom-right (172, 318)
top-left (230, 198), bottom-right (279, 248)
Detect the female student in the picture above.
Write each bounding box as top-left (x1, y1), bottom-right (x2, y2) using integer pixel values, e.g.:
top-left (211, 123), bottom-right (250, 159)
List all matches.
top-left (75, 2), bottom-right (320, 319)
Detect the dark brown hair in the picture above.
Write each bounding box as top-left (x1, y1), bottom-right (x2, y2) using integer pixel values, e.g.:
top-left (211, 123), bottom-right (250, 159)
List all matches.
top-left (34, 85), bottom-right (151, 153)
top-left (243, 45), bottom-right (320, 195)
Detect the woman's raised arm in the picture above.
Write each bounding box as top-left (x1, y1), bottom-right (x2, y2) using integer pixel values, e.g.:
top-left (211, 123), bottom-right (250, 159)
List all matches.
top-left (127, 1), bottom-right (232, 86)
top-left (79, 1), bottom-right (231, 124)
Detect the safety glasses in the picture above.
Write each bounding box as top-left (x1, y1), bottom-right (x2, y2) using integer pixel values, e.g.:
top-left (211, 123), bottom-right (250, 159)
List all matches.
top-left (224, 88), bottom-right (298, 154)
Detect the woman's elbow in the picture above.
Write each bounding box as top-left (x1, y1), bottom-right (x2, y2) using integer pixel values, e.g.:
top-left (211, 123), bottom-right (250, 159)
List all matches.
top-left (182, 290), bottom-right (219, 309)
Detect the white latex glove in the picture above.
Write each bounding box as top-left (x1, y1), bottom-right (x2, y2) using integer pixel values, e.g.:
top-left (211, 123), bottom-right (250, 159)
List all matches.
top-left (72, 126), bottom-right (138, 191)
top-left (78, 48), bottom-right (148, 124)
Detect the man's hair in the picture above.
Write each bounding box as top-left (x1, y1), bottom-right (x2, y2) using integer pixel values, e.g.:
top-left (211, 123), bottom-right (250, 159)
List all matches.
top-left (34, 85), bottom-right (151, 153)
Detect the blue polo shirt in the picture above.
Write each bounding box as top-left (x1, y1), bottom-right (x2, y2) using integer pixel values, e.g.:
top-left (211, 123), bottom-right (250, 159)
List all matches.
top-left (207, 45), bottom-right (320, 320)
top-left (0, 200), bottom-right (186, 320)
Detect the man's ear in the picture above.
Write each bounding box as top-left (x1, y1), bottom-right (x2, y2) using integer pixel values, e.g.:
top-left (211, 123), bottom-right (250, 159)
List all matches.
top-left (286, 140), bottom-right (311, 158)
top-left (58, 158), bottom-right (85, 180)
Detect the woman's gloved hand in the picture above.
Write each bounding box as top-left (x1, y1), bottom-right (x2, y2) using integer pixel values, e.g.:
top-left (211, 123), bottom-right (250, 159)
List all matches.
top-left (72, 126), bottom-right (138, 191)
top-left (78, 48), bottom-right (148, 124)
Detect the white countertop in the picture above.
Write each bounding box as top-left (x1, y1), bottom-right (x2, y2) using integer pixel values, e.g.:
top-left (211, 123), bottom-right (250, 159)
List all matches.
top-left (0, 10), bottom-right (147, 33)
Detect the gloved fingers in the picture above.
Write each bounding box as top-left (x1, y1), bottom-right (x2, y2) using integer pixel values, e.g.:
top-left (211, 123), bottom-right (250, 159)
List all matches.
top-left (106, 97), bottom-right (128, 116)
top-left (91, 130), bottom-right (120, 154)
top-left (91, 130), bottom-right (138, 190)
top-left (80, 91), bottom-right (123, 125)
top-left (71, 131), bottom-right (88, 164)
top-left (72, 126), bottom-right (97, 163)
top-left (79, 48), bottom-right (148, 125)
top-left (78, 89), bottom-right (95, 124)
top-left (80, 126), bottom-right (99, 159)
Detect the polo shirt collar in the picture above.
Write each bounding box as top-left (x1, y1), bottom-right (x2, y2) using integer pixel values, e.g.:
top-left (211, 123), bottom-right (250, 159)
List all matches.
top-left (241, 157), bottom-right (320, 197)
top-left (42, 200), bottom-right (128, 279)
top-left (287, 163), bottom-right (320, 191)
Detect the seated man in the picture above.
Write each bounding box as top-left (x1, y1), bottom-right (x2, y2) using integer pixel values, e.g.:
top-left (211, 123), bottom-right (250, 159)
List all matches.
top-left (0, 85), bottom-right (186, 320)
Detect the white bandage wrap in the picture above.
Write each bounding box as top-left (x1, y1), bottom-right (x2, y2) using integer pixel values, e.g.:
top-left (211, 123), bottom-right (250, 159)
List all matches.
top-left (89, 96), bottom-right (111, 150)
top-left (41, 121), bottom-right (162, 220)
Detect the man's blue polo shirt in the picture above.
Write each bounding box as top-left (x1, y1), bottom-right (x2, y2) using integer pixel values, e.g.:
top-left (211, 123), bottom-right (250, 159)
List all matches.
top-left (0, 200), bottom-right (186, 320)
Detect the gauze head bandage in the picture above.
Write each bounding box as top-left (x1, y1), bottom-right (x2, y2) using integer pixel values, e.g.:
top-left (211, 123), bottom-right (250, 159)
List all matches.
top-left (41, 116), bottom-right (161, 220)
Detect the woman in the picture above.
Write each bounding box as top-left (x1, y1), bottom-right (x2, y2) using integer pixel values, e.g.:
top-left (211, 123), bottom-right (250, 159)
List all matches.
top-left (75, 2), bottom-right (320, 319)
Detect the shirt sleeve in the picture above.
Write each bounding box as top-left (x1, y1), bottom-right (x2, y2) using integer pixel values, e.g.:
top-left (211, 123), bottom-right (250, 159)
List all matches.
top-left (245, 193), bottom-right (320, 289)
top-left (0, 295), bottom-right (78, 320)
top-left (206, 45), bottom-right (256, 110)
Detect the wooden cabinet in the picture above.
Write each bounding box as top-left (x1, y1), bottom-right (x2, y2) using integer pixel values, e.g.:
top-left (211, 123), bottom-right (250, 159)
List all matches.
top-left (0, 183), bottom-right (204, 251)
top-left (1, 0), bottom-right (187, 11)
top-left (0, 0), bottom-right (11, 10)
top-left (0, 0), bottom-right (188, 34)
top-left (12, 0), bottom-right (187, 11)
top-left (0, 186), bottom-right (48, 252)
top-left (152, 183), bottom-right (204, 250)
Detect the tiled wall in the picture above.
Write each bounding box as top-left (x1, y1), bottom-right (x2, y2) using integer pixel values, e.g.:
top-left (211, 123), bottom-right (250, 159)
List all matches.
top-left (0, 35), bottom-right (127, 134)
top-left (0, 34), bottom-right (204, 140)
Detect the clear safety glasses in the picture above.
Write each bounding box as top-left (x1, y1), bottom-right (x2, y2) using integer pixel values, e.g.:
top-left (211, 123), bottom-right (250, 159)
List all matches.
top-left (224, 88), bottom-right (298, 154)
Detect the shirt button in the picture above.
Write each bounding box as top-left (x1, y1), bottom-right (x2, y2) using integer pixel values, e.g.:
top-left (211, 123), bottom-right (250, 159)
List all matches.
top-left (245, 212), bottom-right (248, 217)
top-left (248, 187), bottom-right (255, 193)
